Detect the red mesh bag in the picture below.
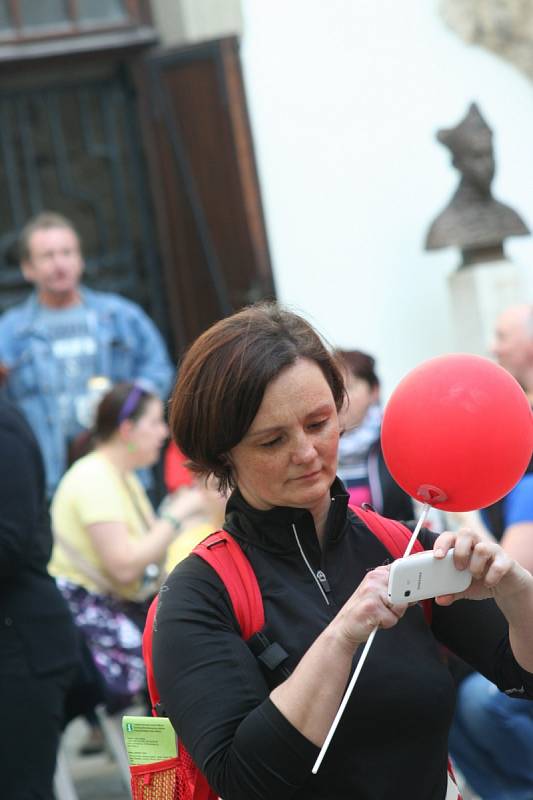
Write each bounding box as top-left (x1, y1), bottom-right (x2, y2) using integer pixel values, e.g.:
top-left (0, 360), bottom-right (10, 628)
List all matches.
top-left (130, 757), bottom-right (180, 800)
top-left (130, 749), bottom-right (214, 800)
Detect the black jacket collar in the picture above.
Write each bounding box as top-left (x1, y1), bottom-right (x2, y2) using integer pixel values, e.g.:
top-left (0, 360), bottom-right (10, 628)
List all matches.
top-left (224, 478), bottom-right (350, 555)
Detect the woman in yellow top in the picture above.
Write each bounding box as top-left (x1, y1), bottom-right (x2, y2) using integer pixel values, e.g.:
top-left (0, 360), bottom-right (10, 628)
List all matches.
top-left (50, 381), bottom-right (203, 712)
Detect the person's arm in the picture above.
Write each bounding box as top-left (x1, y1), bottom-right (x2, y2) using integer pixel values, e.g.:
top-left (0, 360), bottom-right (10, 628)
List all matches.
top-left (87, 487), bottom-right (206, 585)
top-left (432, 528), bottom-right (533, 675)
top-left (430, 582), bottom-right (533, 697)
top-left (269, 565), bottom-right (402, 745)
top-left (128, 304), bottom-right (175, 399)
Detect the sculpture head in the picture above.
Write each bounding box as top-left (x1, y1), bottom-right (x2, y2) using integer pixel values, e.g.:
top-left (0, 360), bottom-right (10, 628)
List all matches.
top-left (437, 103), bottom-right (494, 194)
top-left (425, 102), bottom-right (530, 259)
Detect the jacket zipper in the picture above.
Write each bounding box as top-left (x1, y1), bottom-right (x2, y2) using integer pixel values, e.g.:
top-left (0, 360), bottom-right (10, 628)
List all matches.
top-left (292, 523), bottom-right (330, 605)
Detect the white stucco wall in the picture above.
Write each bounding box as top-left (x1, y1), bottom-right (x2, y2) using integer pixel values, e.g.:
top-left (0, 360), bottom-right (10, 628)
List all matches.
top-left (239, 0), bottom-right (533, 398)
top-left (150, 0), bottom-right (242, 46)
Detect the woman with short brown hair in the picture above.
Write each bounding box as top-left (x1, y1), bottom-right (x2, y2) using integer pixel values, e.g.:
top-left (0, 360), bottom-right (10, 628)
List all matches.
top-left (154, 301), bottom-right (533, 800)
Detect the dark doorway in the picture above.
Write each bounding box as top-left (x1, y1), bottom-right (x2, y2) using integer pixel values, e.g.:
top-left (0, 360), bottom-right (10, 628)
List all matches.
top-left (0, 63), bottom-right (170, 339)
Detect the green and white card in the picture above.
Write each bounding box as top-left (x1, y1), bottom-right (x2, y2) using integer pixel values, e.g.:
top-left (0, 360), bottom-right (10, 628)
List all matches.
top-left (122, 715), bottom-right (178, 765)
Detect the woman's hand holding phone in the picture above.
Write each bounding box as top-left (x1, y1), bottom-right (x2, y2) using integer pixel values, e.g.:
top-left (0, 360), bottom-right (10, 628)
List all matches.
top-left (334, 566), bottom-right (409, 650)
top-left (431, 527), bottom-right (529, 605)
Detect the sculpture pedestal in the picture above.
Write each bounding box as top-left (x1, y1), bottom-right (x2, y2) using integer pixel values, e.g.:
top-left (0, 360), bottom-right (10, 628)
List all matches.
top-left (448, 259), bottom-right (525, 356)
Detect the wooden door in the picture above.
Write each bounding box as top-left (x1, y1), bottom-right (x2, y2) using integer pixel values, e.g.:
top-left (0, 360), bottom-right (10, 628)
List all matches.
top-left (135, 36), bottom-right (275, 354)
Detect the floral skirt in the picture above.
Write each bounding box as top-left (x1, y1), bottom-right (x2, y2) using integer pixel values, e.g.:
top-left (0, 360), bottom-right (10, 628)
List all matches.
top-left (57, 579), bottom-right (149, 713)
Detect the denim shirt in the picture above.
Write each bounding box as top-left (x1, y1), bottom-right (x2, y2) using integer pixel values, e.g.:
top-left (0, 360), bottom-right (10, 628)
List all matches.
top-left (0, 286), bottom-right (175, 497)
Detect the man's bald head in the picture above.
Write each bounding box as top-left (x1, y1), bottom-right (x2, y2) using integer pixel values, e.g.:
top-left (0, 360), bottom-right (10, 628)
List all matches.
top-left (492, 304), bottom-right (533, 392)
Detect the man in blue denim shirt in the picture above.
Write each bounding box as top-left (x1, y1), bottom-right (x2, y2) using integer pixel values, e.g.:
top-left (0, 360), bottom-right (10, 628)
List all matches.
top-left (0, 211), bottom-right (174, 498)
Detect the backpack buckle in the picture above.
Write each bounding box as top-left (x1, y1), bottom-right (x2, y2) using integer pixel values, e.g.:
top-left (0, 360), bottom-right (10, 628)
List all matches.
top-left (205, 537), bottom-right (227, 550)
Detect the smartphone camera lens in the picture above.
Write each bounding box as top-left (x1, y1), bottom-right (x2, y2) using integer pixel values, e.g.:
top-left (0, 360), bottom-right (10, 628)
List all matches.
top-left (404, 590), bottom-right (411, 597)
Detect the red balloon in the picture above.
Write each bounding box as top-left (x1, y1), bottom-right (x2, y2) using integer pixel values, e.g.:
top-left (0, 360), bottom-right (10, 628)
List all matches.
top-left (381, 354), bottom-right (533, 511)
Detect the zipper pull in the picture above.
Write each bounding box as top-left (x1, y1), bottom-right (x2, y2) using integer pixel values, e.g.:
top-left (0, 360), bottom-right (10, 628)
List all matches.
top-left (316, 569), bottom-right (331, 593)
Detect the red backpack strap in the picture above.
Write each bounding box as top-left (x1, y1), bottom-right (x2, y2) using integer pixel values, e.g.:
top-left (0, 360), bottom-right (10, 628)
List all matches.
top-left (142, 529), bottom-right (264, 715)
top-left (192, 530), bottom-right (265, 640)
top-left (142, 595), bottom-right (161, 715)
top-left (349, 504), bottom-right (432, 624)
top-left (349, 504), bottom-right (424, 557)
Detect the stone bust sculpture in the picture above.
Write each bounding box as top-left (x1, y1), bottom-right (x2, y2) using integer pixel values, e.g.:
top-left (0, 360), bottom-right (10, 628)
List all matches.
top-left (425, 103), bottom-right (529, 266)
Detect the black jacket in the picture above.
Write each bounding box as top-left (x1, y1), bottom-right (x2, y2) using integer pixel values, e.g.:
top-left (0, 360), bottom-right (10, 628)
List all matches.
top-left (0, 400), bottom-right (78, 676)
top-left (153, 481), bottom-right (533, 800)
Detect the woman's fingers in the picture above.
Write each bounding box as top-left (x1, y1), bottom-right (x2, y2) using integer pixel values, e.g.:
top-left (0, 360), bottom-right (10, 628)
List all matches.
top-left (434, 528), bottom-right (503, 574)
top-left (335, 566), bottom-right (409, 646)
top-left (354, 568), bottom-right (408, 630)
top-left (432, 530), bottom-right (459, 558)
top-left (467, 540), bottom-right (494, 579)
top-left (434, 593), bottom-right (456, 606)
top-left (432, 530), bottom-right (519, 603)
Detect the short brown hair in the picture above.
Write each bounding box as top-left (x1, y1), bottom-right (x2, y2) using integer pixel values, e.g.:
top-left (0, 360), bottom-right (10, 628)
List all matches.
top-left (170, 302), bottom-right (346, 492)
top-left (334, 349), bottom-right (380, 389)
top-left (18, 211), bottom-right (79, 262)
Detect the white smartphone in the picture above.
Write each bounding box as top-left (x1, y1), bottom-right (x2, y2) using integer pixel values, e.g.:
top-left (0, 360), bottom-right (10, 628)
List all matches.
top-left (387, 549), bottom-right (472, 604)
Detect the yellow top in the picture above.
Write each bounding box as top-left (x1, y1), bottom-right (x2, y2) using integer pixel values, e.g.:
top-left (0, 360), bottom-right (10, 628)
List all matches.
top-left (49, 451), bottom-right (153, 599)
top-left (165, 521), bottom-right (215, 574)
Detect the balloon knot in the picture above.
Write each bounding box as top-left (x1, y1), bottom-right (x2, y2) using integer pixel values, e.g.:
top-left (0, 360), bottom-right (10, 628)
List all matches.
top-left (416, 484), bottom-right (448, 505)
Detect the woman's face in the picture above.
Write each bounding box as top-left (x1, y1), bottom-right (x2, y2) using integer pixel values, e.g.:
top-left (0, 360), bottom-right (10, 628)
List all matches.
top-left (127, 397), bottom-right (169, 468)
top-left (229, 358), bottom-right (340, 514)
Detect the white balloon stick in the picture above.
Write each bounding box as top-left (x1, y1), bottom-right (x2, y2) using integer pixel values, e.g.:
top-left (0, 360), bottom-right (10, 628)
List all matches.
top-left (311, 503), bottom-right (431, 775)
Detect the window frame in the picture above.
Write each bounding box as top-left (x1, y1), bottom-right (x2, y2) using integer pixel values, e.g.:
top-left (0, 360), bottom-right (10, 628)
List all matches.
top-left (0, 0), bottom-right (153, 45)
